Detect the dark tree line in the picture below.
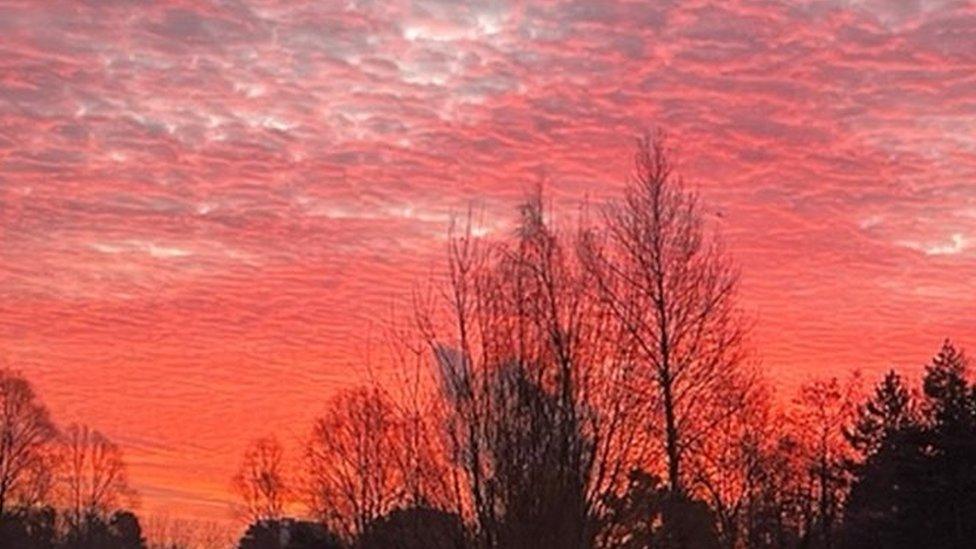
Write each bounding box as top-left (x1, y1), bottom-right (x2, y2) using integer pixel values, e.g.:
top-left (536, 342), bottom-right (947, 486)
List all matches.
top-left (229, 140), bottom-right (976, 549)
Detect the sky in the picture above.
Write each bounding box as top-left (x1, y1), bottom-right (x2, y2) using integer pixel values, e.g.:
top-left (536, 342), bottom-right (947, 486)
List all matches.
top-left (1, 0), bottom-right (975, 524)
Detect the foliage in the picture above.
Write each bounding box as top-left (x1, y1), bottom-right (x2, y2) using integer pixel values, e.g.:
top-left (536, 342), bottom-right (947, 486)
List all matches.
top-left (237, 519), bottom-right (341, 549)
top-left (842, 340), bottom-right (976, 549)
top-left (355, 506), bottom-right (465, 549)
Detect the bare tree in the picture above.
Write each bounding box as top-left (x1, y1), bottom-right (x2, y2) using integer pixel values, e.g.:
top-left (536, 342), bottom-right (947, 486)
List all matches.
top-left (0, 369), bottom-right (58, 516)
top-left (304, 386), bottom-right (404, 540)
top-left (379, 320), bottom-right (457, 512)
top-left (580, 135), bottom-right (749, 497)
top-left (144, 514), bottom-right (234, 549)
top-left (690, 383), bottom-right (771, 548)
top-left (14, 445), bottom-right (59, 510)
top-left (684, 379), bottom-right (831, 549)
top-left (732, 428), bottom-right (811, 549)
top-left (232, 435), bottom-right (288, 523)
top-left (788, 376), bottom-right (859, 549)
top-left (57, 423), bottom-right (133, 528)
top-left (416, 193), bottom-right (650, 548)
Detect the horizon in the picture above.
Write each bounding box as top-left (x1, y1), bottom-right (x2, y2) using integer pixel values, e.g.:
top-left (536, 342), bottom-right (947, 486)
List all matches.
top-left (1, 0), bottom-right (974, 531)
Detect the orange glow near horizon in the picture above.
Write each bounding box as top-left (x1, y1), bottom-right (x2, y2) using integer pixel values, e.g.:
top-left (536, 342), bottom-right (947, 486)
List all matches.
top-left (1, 0), bottom-right (974, 525)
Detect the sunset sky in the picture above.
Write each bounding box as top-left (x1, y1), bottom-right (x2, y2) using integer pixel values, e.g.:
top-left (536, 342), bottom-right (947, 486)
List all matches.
top-left (1, 0), bottom-right (974, 523)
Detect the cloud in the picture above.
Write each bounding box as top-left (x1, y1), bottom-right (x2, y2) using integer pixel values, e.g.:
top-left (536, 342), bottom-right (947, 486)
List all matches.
top-left (89, 240), bottom-right (193, 259)
top-left (898, 233), bottom-right (970, 256)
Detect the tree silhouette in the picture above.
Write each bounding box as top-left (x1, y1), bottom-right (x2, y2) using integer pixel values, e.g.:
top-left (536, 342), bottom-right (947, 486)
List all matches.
top-left (581, 135), bottom-right (748, 499)
top-left (690, 383), bottom-right (788, 548)
top-left (737, 433), bottom-right (807, 549)
top-left (486, 365), bottom-right (591, 548)
top-left (237, 518), bottom-right (341, 549)
top-left (0, 369), bottom-right (58, 517)
top-left (109, 510), bottom-right (146, 549)
top-left (0, 505), bottom-right (57, 549)
top-left (356, 505), bottom-right (466, 549)
top-left (233, 436), bottom-right (289, 523)
top-left (845, 370), bottom-right (915, 458)
top-left (842, 371), bottom-right (926, 549)
top-left (600, 469), bottom-right (720, 549)
top-left (417, 191), bottom-right (651, 547)
top-left (789, 376), bottom-right (858, 549)
top-left (304, 387), bottom-right (403, 540)
top-left (143, 515), bottom-right (232, 549)
top-left (62, 510), bottom-right (146, 549)
top-left (57, 424), bottom-right (133, 534)
top-left (917, 341), bottom-right (976, 548)
top-left (841, 341), bottom-right (976, 549)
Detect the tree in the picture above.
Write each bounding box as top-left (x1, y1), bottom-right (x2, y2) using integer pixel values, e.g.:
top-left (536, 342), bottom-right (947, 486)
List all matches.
top-left (600, 470), bottom-right (665, 548)
top-left (599, 469), bottom-right (720, 549)
top-left (483, 364), bottom-right (591, 548)
top-left (143, 515), bottom-right (233, 549)
top-left (581, 135), bottom-right (748, 498)
top-left (737, 433), bottom-right (808, 549)
top-left (0, 505), bottom-right (57, 549)
top-left (109, 510), bottom-right (147, 549)
top-left (917, 340), bottom-right (976, 548)
top-left (840, 343), bottom-right (976, 549)
top-left (0, 369), bottom-right (58, 517)
top-left (58, 423), bottom-right (133, 531)
top-left (430, 349), bottom-right (595, 548)
top-left (845, 370), bottom-right (915, 458)
top-left (237, 518), bottom-right (342, 549)
top-left (62, 510), bottom-right (146, 549)
top-left (417, 193), bottom-right (650, 547)
top-left (842, 370), bottom-right (926, 549)
top-left (304, 387), bottom-right (403, 540)
top-left (922, 340), bottom-right (974, 435)
top-left (356, 505), bottom-right (466, 549)
top-left (689, 383), bottom-right (785, 548)
top-left (789, 377), bottom-right (858, 549)
top-left (233, 436), bottom-right (289, 523)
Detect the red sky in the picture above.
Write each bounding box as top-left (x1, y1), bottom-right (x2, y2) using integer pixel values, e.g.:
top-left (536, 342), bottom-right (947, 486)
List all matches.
top-left (1, 0), bottom-right (974, 524)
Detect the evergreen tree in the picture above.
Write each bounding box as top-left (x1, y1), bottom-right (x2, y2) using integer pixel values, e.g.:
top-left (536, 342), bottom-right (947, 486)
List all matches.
top-left (842, 371), bottom-right (925, 548)
top-left (843, 341), bottom-right (976, 549)
top-left (919, 340), bottom-right (976, 548)
top-left (845, 370), bottom-right (915, 458)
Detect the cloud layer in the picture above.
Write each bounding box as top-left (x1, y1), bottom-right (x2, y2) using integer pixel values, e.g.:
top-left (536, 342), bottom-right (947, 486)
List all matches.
top-left (1, 0), bottom-right (974, 520)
